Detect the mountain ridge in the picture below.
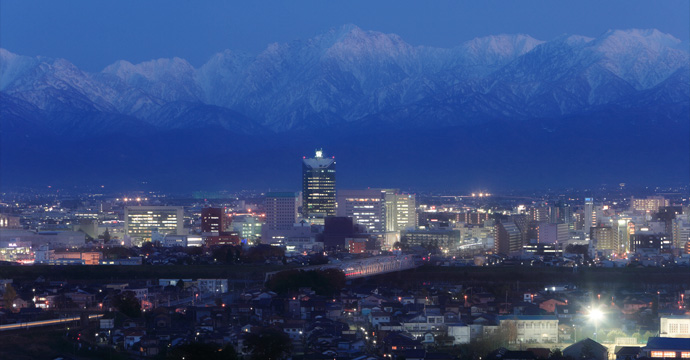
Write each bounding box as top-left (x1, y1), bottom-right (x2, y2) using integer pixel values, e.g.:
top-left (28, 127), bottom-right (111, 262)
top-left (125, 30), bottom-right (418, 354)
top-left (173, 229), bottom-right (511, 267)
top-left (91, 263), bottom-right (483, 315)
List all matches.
top-left (2, 25), bottom-right (686, 136)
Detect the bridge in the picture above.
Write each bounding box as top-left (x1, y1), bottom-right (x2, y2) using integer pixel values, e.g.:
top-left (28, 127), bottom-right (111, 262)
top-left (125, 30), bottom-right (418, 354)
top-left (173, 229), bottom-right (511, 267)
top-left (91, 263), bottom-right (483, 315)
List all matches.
top-left (0, 314), bottom-right (103, 332)
top-left (266, 254), bottom-right (418, 282)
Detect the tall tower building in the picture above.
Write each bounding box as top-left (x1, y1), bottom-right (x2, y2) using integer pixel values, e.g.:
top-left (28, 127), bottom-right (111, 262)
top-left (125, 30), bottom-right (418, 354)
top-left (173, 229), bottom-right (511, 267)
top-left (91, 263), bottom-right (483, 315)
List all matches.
top-left (383, 190), bottom-right (417, 232)
top-left (584, 198), bottom-right (596, 238)
top-left (302, 149), bottom-right (336, 218)
top-left (495, 221), bottom-right (522, 255)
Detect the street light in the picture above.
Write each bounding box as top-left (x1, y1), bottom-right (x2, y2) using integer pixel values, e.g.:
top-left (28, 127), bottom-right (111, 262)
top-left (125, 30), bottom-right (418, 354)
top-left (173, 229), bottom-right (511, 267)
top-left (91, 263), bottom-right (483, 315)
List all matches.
top-left (589, 308), bottom-right (603, 341)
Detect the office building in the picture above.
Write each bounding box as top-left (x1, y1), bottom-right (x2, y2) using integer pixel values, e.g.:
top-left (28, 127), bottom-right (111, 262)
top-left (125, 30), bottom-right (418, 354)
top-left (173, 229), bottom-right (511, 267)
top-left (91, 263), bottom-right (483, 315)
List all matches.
top-left (322, 217), bottom-right (369, 251)
top-left (631, 227), bottom-right (671, 253)
top-left (0, 214), bottom-right (21, 229)
top-left (591, 226), bottom-right (615, 251)
top-left (262, 192), bottom-right (298, 244)
top-left (630, 196), bottom-right (669, 213)
top-left (401, 229), bottom-right (461, 251)
top-left (384, 190), bottom-right (417, 232)
top-left (495, 221), bottom-right (522, 255)
top-left (660, 316), bottom-right (690, 338)
top-left (548, 202), bottom-right (573, 225)
top-left (672, 216), bottom-right (690, 251)
top-left (231, 215), bottom-right (263, 243)
top-left (201, 207), bottom-right (226, 234)
top-left (537, 222), bottom-right (569, 245)
top-left (337, 189), bottom-right (386, 233)
top-left (530, 207), bottom-right (550, 222)
top-left (462, 211), bottom-right (490, 225)
top-left (302, 149), bottom-right (336, 218)
top-left (124, 206), bottom-right (184, 245)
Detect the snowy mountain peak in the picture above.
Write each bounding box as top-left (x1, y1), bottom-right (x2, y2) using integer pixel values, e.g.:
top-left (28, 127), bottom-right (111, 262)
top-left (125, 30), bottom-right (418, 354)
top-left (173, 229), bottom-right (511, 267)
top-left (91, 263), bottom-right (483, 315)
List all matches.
top-left (102, 57), bottom-right (195, 82)
top-left (0, 48), bottom-right (41, 90)
top-left (1, 26), bottom-right (688, 134)
top-left (461, 34), bottom-right (544, 60)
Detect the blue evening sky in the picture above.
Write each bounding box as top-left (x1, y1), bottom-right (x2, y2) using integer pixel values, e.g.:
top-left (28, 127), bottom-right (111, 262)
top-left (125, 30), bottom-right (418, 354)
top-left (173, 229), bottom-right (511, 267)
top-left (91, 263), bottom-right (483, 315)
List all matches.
top-left (1, 0), bottom-right (688, 72)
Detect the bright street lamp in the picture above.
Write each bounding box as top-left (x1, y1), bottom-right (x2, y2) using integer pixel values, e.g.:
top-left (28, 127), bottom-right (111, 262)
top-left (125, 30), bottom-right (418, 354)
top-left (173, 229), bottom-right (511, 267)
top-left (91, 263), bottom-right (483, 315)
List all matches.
top-left (588, 308), bottom-right (604, 341)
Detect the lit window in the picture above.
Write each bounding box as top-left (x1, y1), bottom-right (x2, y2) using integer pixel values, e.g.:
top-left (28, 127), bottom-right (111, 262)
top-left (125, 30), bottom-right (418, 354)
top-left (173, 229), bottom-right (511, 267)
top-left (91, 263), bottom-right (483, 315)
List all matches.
top-left (664, 352), bottom-right (677, 358)
top-left (651, 352), bottom-right (664, 358)
top-left (681, 353), bottom-right (690, 359)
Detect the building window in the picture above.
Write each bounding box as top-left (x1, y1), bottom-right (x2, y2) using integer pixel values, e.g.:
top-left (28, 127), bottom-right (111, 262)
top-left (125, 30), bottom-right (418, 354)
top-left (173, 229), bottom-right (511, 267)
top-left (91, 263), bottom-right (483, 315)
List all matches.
top-left (651, 352), bottom-right (664, 358)
top-left (664, 352), bottom-right (677, 358)
top-left (680, 353), bottom-right (690, 359)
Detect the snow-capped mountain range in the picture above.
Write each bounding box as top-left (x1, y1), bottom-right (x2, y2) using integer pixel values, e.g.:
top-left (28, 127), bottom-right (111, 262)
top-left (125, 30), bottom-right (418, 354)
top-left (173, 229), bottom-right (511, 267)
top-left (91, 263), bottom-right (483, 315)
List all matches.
top-left (2, 25), bottom-right (688, 136)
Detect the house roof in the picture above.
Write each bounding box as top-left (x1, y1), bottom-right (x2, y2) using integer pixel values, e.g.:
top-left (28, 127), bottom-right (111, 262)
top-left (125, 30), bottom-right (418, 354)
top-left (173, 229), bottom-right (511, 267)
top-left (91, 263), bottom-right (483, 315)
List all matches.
top-left (645, 337), bottom-right (690, 351)
top-left (564, 338), bottom-right (608, 355)
top-left (614, 346), bottom-right (641, 356)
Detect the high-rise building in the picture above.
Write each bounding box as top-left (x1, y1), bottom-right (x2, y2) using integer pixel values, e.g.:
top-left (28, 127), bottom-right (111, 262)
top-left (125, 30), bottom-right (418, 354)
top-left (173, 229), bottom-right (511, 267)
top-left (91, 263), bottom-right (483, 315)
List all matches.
top-left (613, 219), bottom-right (632, 254)
top-left (548, 202), bottom-right (573, 225)
top-left (672, 215), bottom-right (690, 251)
top-left (337, 189), bottom-right (386, 233)
top-left (530, 207), bottom-right (550, 222)
top-left (262, 192), bottom-right (298, 243)
top-left (125, 206), bottom-right (184, 245)
top-left (584, 198), bottom-right (596, 238)
top-left (383, 190), bottom-right (417, 232)
top-left (302, 149), bottom-right (336, 218)
top-left (201, 207), bottom-right (226, 234)
top-left (591, 225), bottom-right (615, 251)
top-left (495, 221), bottom-right (522, 255)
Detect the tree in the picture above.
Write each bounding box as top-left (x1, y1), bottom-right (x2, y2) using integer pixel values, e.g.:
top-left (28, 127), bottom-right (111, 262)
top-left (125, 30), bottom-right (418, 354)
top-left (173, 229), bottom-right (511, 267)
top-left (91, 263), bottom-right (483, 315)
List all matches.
top-left (112, 290), bottom-right (141, 318)
top-left (3, 284), bottom-right (17, 309)
top-left (103, 228), bottom-right (111, 244)
top-left (631, 332), bottom-right (642, 343)
top-left (550, 348), bottom-right (565, 360)
top-left (265, 268), bottom-right (345, 296)
top-left (641, 331), bottom-right (656, 344)
top-left (175, 279), bottom-right (185, 293)
top-left (606, 329), bottom-right (627, 343)
top-left (244, 328), bottom-right (291, 360)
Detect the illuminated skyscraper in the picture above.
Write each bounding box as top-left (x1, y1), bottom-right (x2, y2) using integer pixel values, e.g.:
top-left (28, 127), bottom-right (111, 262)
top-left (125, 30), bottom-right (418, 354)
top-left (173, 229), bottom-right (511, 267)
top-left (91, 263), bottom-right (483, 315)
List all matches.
top-left (302, 149), bottom-right (336, 218)
top-left (383, 190), bottom-right (417, 231)
top-left (584, 197), bottom-right (596, 238)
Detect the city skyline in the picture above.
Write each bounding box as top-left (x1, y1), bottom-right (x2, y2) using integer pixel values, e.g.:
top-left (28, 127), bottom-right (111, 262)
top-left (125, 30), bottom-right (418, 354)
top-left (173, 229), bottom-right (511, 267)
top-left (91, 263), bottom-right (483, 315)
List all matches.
top-left (1, 2), bottom-right (690, 359)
